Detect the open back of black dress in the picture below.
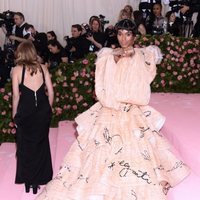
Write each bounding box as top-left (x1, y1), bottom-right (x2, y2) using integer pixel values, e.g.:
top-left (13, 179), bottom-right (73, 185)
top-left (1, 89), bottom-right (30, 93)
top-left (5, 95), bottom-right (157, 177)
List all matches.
top-left (14, 65), bottom-right (53, 185)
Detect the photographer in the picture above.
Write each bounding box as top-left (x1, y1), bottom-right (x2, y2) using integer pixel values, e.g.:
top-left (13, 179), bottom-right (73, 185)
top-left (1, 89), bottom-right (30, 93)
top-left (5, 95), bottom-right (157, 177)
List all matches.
top-left (47, 39), bottom-right (68, 70)
top-left (8, 12), bottom-right (28, 48)
top-left (85, 16), bottom-right (106, 52)
top-left (0, 10), bottom-right (15, 37)
top-left (23, 24), bottom-right (49, 63)
top-left (65, 24), bottom-right (90, 62)
top-left (180, 0), bottom-right (200, 37)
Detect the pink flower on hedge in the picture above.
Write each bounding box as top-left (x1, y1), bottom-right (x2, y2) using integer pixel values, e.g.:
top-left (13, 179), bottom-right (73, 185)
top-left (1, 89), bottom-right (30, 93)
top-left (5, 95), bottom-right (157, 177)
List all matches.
top-left (82, 59), bottom-right (89, 65)
top-left (192, 48), bottom-right (197, 52)
top-left (192, 82), bottom-right (196, 85)
top-left (3, 95), bottom-right (9, 101)
top-left (72, 105), bottom-right (77, 110)
top-left (154, 40), bottom-right (160, 45)
top-left (167, 65), bottom-right (171, 70)
top-left (161, 80), bottom-right (165, 87)
top-left (63, 82), bottom-right (67, 87)
top-left (173, 71), bottom-right (178, 76)
top-left (70, 83), bottom-right (74, 87)
top-left (2, 128), bottom-right (7, 133)
top-left (71, 76), bottom-right (76, 80)
top-left (87, 89), bottom-right (92, 93)
top-left (183, 63), bottom-right (188, 68)
top-left (55, 107), bottom-right (62, 115)
top-left (84, 81), bottom-right (89, 86)
top-left (90, 71), bottom-right (95, 77)
top-left (77, 95), bottom-right (83, 103)
top-left (179, 57), bottom-right (184, 63)
top-left (177, 75), bottom-right (182, 80)
top-left (1, 111), bottom-right (6, 115)
top-left (9, 122), bottom-right (15, 127)
top-left (81, 71), bottom-right (86, 77)
top-left (74, 71), bottom-right (79, 77)
top-left (11, 128), bottom-right (16, 134)
top-left (190, 77), bottom-right (194, 82)
top-left (0, 88), bottom-right (5, 93)
top-left (187, 49), bottom-right (193, 54)
top-left (183, 41), bottom-right (188, 46)
top-left (72, 87), bottom-right (78, 93)
top-left (83, 103), bottom-right (88, 107)
top-left (143, 37), bottom-right (148, 41)
top-left (67, 105), bottom-right (71, 109)
top-left (56, 97), bottom-right (59, 102)
top-left (160, 73), bottom-right (165, 77)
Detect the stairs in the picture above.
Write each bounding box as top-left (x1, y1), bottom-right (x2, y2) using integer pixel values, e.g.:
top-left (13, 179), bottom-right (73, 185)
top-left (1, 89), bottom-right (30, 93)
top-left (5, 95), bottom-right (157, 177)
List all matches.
top-left (0, 122), bottom-right (76, 200)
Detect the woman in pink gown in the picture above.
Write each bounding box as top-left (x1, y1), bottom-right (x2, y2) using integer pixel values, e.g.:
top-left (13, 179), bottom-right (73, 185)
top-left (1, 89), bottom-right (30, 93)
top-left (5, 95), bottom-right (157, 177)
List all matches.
top-left (36, 19), bottom-right (190, 200)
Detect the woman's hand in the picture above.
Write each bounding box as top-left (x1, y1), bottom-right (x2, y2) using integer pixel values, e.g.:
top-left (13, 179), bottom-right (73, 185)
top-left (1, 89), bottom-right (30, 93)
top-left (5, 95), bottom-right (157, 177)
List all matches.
top-left (113, 47), bottom-right (135, 63)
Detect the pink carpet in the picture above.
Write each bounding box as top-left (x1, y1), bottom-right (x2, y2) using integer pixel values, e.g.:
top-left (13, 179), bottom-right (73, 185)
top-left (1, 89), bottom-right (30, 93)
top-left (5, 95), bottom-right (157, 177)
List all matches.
top-left (0, 93), bottom-right (200, 200)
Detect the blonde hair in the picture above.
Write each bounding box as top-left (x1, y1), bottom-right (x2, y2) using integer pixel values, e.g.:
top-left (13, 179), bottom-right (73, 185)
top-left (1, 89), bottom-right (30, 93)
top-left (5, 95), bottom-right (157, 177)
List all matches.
top-left (118, 9), bottom-right (130, 21)
top-left (15, 41), bottom-right (40, 76)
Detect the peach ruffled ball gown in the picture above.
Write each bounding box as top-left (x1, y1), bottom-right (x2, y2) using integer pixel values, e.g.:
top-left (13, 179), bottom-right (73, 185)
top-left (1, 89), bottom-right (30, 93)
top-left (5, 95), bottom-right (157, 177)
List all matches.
top-left (36, 46), bottom-right (190, 200)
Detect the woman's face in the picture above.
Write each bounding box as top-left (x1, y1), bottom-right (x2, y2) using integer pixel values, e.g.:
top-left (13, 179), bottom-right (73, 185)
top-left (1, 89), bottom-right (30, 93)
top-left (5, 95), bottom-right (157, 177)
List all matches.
top-left (47, 33), bottom-right (55, 41)
top-left (117, 29), bottom-right (134, 49)
top-left (48, 44), bottom-right (59, 54)
top-left (124, 5), bottom-right (132, 14)
top-left (153, 4), bottom-right (162, 17)
top-left (169, 13), bottom-right (176, 22)
top-left (91, 20), bottom-right (100, 32)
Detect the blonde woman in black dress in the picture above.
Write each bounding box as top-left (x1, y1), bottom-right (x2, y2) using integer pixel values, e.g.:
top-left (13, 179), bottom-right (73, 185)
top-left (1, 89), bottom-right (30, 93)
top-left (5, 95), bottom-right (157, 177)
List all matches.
top-left (12, 41), bottom-right (54, 194)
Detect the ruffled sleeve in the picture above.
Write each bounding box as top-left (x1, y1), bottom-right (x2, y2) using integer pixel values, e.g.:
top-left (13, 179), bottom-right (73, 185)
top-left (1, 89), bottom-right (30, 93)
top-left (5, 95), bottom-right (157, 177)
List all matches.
top-left (95, 48), bottom-right (120, 110)
top-left (141, 45), bottom-right (163, 83)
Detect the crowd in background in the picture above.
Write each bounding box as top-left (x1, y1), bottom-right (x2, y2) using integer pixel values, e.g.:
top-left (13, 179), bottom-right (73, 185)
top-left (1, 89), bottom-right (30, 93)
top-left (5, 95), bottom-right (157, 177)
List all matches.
top-left (0, 0), bottom-right (199, 88)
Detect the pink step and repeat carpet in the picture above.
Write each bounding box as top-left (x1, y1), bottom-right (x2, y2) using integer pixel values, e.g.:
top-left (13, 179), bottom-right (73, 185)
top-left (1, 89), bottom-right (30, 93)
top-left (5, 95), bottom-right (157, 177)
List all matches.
top-left (0, 93), bottom-right (200, 200)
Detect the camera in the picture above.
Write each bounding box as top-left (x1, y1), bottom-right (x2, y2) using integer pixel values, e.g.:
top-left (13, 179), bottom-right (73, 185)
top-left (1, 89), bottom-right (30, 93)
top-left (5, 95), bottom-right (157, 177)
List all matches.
top-left (82, 23), bottom-right (93, 37)
top-left (99, 14), bottom-right (109, 26)
top-left (0, 10), bottom-right (15, 36)
top-left (169, 0), bottom-right (190, 13)
top-left (152, 26), bottom-right (164, 35)
top-left (64, 35), bottom-right (74, 51)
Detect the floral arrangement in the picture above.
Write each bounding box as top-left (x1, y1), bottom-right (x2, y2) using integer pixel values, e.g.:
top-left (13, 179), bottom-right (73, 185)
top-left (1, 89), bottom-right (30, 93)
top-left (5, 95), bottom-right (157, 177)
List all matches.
top-left (0, 34), bottom-right (199, 143)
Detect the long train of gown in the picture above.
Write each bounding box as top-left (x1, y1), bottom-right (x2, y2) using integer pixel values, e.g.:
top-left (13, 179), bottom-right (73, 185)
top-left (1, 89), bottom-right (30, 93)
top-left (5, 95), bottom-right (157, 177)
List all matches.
top-left (36, 47), bottom-right (190, 200)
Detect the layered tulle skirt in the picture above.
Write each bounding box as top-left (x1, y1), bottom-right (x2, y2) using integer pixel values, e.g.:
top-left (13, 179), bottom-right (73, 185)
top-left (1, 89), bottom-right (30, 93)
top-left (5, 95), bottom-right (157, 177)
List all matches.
top-left (36, 102), bottom-right (190, 200)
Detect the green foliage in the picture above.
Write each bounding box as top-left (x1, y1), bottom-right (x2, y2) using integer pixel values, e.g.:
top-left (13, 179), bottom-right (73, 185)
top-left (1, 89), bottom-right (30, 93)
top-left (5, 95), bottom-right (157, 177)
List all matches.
top-left (0, 35), bottom-right (199, 143)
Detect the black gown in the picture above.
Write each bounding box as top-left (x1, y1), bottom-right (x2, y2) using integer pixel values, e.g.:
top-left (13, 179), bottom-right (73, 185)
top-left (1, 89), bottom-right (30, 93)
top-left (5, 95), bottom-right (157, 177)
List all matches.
top-left (14, 65), bottom-right (53, 186)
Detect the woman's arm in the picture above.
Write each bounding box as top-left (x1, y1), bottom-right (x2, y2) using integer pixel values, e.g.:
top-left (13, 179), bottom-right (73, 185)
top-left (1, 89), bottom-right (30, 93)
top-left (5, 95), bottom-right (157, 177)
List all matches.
top-left (12, 67), bottom-right (20, 119)
top-left (86, 35), bottom-right (103, 49)
top-left (43, 66), bottom-right (54, 107)
top-left (138, 24), bottom-right (146, 35)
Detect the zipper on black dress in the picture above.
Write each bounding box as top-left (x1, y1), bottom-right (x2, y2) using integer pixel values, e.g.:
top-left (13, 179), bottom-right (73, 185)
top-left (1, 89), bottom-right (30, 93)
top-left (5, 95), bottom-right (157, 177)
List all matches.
top-left (34, 91), bottom-right (38, 107)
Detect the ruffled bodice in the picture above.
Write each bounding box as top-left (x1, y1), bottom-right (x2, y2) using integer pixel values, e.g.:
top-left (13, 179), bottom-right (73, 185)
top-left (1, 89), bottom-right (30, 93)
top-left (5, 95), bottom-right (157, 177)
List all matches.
top-left (95, 46), bottom-right (161, 110)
